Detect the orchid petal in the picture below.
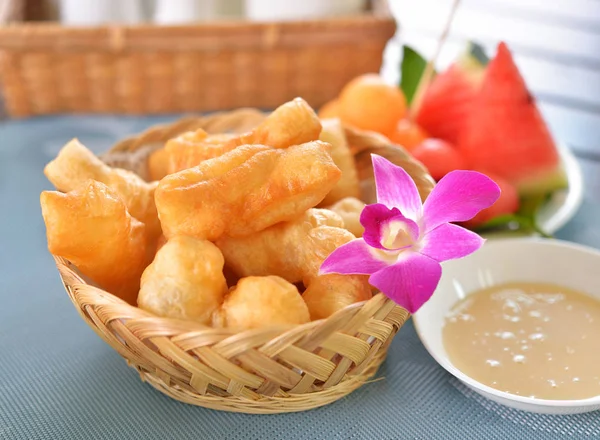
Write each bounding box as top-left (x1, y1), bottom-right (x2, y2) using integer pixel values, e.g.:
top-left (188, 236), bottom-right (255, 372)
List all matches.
top-left (361, 203), bottom-right (419, 250)
top-left (372, 154), bottom-right (422, 221)
top-left (320, 238), bottom-right (390, 276)
top-left (419, 223), bottom-right (484, 262)
top-left (369, 252), bottom-right (442, 314)
top-left (422, 170), bottom-right (500, 232)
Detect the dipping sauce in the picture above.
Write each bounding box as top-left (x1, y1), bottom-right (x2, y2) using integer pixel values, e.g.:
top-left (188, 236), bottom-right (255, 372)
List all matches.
top-left (443, 282), bottom-right (600, 400)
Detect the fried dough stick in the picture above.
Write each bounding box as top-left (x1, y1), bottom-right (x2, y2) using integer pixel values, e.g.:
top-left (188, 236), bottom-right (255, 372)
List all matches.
top-left (155, 142), bottom-right (341, 241)
top-left (40, 180), bottom-right (148, 305)
top-left (44, 139), bottom-right (161, 241)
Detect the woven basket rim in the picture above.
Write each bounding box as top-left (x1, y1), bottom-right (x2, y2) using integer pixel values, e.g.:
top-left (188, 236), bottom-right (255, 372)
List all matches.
top-left (0, 16), bottom-right (396, 52)
top-left (1, 14), bottom-right (393, 29)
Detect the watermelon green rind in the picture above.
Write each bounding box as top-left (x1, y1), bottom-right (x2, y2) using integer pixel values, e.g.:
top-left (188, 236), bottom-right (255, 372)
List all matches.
top-left (515, 164), bottom-right (568, 196)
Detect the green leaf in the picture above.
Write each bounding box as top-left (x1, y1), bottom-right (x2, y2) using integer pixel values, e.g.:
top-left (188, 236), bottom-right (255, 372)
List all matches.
top-left (519, 193), bottom-right (550, 218)
top-left (473, 213), bottom-right (551, 238)
top-left (473, 215), bottom-right (534, 236)
top-left (475, 214), bottom-right (525, 231)
top-left (470, 190), bottom-right (554, 238)
top-left (400, 45), bottom-right (431, 105)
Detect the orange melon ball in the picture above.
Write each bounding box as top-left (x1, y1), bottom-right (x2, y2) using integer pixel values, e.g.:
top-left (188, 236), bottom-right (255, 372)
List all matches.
top-left (389, 119), bottom-right (429, 151)
top-left (318, 99), bottom-right (341, 119)
top-left (411, 138), bottom-right (466, 181)
top-left (338, 74), bottom-right (407, 136)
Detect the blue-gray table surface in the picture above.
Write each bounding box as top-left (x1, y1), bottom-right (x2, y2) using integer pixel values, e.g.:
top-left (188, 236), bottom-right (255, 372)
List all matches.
top-left (3, 2), bottom-right (600, 437)
top-left (1, 114), bottom-right (600, 440)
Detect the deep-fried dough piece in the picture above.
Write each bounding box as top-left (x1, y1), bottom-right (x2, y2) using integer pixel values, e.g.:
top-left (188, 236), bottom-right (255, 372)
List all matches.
top-left (318, 118), bottom-right (361, 206)
top-left (303, 274), bottom-right (372, 320)
top-left (138, 236), bottom-right (227, 324)
top-left (204, 133), bottom-right (238, 144)
top-left (165, 130), bottom-right (239, 174)
top-left (157, 98), bottom-right (319, 176)
top-left (300, 226), bottom-right (355, 284)
top-left (148, 147), bottom-right (170, 181)
top-left (149, 132), bottom-right (240, 178)
top-left (171, 127), bottom-right (209, 148)
top-left (154, 234), bottom-right (168, 254)
top-left (213, 276), bottom-right (309, 330)
top-left (326, 197), bottom-right (366, 237)
top-left (40, 180), bottom-right (148, 305)
top-left (44, 139), bottom-right (161, 240)
top-left (224, 98), bottom-right (322, 150)
top-left (216, 208), bottom-right (349, 284)
top-left (156, 144), bottom-right (267, 240)
top-left (156, 142), bottom-right (341, 241)
top-left (160, 98), bottom-right (320, 176)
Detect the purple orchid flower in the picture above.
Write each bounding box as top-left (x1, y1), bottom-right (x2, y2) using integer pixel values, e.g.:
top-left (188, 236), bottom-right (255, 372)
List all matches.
top-left (320, 154), bottom-right (501, 314)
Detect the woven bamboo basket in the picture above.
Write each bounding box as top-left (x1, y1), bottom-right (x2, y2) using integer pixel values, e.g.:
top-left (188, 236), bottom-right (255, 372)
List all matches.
top-left (0, 13), bottom-right (395, 118)
top-left (53, 108), bottom-right (435, 413)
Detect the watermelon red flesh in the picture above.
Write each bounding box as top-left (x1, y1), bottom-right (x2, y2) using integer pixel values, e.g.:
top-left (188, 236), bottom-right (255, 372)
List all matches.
top-left (458, 43), bottom-right (564, 195)
top-left (414, 63), bottom-right (482, 145)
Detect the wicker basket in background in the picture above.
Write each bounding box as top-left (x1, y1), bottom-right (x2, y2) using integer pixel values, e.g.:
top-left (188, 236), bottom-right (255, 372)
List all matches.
top-left (0, 12), bottom-right (395, 118)
top-left (0, 0), bottom-right (24, 24)
top-left (53, 109), bottom-right (434, 413)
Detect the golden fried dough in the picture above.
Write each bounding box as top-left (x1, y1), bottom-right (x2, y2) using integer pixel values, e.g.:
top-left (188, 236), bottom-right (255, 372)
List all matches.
top-left (326, 197), bottom-right (366, 237)
top-left (171, 127), bottom-right (209, 147)
top-left (153, 98), bottom-right (319, 177)
top-left (156, 144), bottom-right (268, 240)
top-left (40, 180), bottom-right (148, 305)
top-left (300, 225), bottom-right (355, 284)
top-left (154, 234), bottom-right (168, 254)
top-left (44, 139), bottom-right (161, 240)
top-left (224, 98), bottom-right (322, 149)
top-left (165, 130), bottom-right (240, 174)
top-left (156, 142), bottom-right (341, 241)
top-left (318, 118), bottom-right (361, 206)
top-left (149, 132), bottom-right (241, 179)
top-left (204, 133), bottom-right (238, 144)
top-left (148, 147), bottom-right (170, 181)
top-left (216, 208), bottom-right (351, 284)
top-left (166, 130), bottom-right (206, 173)
top-left (303, 274), bottom-right (372, 320)
top-left (137, 236), bottom-right (227, 324)
top-left (214, 276), bottom-right (309, 330)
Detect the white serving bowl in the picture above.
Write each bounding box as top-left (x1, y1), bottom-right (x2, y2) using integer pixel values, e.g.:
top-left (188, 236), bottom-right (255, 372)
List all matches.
top-left (536, 145), bottom-right (583, 234)
top-left (413, 238), bottom-right (600, 415)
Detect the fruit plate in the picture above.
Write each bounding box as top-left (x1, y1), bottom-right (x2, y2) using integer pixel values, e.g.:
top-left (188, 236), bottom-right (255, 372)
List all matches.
top-left (535, 145), bottom-right (584, 234)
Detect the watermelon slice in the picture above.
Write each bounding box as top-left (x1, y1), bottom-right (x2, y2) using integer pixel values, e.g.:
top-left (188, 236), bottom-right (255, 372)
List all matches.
top-left (414, 43), bottom-right (487, 144)
top-left (459, 42), bottom-right (566, 196)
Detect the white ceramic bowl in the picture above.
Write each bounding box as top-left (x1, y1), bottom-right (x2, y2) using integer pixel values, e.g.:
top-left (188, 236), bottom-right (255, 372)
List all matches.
top-left (537, 145), bottom-right (584, 234)
top-left (413, 238), bottom-right (600, 415)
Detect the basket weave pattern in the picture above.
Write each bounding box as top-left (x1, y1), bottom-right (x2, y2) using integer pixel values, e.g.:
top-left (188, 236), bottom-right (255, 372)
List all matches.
top-left (0, 18), bottom-right (395, 118)
top-left (54, 110), bottom-right (435, 413)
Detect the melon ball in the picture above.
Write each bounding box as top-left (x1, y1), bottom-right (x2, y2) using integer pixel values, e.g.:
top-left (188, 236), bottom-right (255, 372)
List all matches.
top-left (411, 138), bottom-right (467, 181)
top-left (338, 74), bottom-right (407, 136)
